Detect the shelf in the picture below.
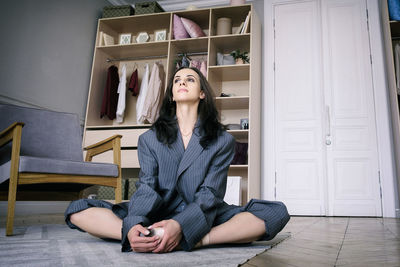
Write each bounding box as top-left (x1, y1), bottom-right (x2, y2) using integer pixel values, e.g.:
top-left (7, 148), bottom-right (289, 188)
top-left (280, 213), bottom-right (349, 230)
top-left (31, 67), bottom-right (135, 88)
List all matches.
top-left (208, 64), bottom-right (250, 80)
top-left (227, 129), bottom-right (248, 139)
top-left (99, 13), bottom-right (171, 34)
top-left (170, 37), bottom-right (209, 54)
top-left (86, 124), bottom-right (152, 130)
top-left (215, 96), bottom-right (249, 109)
top-left (210, 34), bottom-right (250, 53)
top-left (97, 41), bottom-right (169, 60)
top-left (173, 9), bottom-right (210, 34)
top-left (229, 164), bottom-right (248, 169)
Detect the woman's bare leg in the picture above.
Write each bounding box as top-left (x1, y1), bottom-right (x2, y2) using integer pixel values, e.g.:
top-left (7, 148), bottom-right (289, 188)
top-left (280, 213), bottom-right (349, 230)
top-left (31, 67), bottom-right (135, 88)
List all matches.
top-left (198, 212), bottom-right (265, 247)
top-left (69, 207), bottom-right (122, 240)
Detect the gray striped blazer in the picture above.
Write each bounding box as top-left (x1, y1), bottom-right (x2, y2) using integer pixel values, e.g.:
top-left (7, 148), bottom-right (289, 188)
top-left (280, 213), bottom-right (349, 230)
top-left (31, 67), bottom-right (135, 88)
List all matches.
top-left (121, 124), bottom-right (235, 252)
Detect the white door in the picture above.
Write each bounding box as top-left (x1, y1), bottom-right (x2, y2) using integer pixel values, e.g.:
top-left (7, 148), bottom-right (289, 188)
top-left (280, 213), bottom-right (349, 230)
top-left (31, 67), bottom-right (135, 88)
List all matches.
top-left (274, 0), bottom-right (382, 216)
top-left (274, 0), bottom-right (327, 215)
top-left (321, 0), bottom-right (382, 216)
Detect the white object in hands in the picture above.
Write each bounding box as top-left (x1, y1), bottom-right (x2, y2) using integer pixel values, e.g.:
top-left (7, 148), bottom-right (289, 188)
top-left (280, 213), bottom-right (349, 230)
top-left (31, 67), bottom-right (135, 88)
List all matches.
top-left (224, 176), bottom-right (242, 205)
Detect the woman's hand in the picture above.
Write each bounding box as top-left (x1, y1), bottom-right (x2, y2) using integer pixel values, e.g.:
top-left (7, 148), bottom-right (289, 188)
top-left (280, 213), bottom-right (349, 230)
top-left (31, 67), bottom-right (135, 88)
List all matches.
top-left (127, 224), bottom-right (161, 252)
top-left (151, 219), bottom-right (182, 253)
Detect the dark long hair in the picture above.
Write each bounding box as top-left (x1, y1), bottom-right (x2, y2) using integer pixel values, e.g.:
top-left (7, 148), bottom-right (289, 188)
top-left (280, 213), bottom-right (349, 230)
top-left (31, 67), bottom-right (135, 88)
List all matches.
top-left (152, 67), bottom-right (225, 148)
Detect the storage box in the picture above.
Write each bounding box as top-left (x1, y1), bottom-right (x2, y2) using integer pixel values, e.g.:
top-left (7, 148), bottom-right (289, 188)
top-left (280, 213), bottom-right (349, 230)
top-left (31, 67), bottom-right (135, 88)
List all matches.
top-left (135, 1), bottom-right (164, 15)
top-left (103, 5), bottom-right (134, 18)
top-left (97, 178), bottom-right (138, 200)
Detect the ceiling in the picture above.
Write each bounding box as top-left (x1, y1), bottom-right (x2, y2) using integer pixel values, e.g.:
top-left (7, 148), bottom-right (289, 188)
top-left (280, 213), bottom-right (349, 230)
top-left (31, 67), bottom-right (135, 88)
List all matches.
top-left (106, 0), bottom-right (252, 11)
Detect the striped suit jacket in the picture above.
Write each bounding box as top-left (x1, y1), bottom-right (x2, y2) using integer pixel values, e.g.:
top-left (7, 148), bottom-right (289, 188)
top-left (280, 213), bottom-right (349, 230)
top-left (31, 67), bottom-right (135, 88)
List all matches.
top-left (121, 124), bottom-right (235, 252)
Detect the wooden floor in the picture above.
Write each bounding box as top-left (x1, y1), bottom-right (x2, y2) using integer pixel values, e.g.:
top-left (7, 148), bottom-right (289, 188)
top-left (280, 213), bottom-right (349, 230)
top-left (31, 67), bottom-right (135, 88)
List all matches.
top-left (2, 214), bottom-right (400, 266)
top-left (242, 216), bottom-right (400, 267)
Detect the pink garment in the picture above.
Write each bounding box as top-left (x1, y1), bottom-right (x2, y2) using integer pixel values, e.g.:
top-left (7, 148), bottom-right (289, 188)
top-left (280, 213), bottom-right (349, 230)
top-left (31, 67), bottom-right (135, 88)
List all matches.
top-left (140, 62), bottom-right (165, 123)
top-left (190, 60), bottom-right (201, 71)
top-left (200, 60), bottom-right (207, 78)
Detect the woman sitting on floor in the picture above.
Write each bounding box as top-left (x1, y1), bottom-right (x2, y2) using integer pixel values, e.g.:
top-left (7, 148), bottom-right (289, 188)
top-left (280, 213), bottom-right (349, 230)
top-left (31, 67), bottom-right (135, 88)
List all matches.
top-left (65, 66), bottom-right (290, 253)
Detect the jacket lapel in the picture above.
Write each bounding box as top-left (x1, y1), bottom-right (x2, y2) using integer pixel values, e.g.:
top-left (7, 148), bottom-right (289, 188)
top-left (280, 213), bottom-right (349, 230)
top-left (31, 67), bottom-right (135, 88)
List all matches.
top-left (176, 125), bottom-right (204, 177)
top-left (169, 132), bottom-right (185, 165)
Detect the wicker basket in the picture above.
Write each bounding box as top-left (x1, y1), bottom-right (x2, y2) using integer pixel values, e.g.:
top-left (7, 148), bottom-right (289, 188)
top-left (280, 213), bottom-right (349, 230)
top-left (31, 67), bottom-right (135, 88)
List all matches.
top-left (103, 5), bottom-right (134, 18)
top-left (135, 1), bottom-right (164, 15)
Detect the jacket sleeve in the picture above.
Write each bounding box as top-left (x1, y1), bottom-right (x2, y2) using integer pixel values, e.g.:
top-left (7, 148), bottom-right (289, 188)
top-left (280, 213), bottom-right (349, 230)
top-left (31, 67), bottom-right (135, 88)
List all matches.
top-left (172, 134), bottom-right (235, 251)
top-left (121, 134), bottom-right (163, 252)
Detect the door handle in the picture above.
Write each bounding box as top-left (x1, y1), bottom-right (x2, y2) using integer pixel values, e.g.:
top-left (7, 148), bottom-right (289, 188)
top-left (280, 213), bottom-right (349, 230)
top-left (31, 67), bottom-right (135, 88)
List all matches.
top-left (325, 105), bottom-right (331, 145)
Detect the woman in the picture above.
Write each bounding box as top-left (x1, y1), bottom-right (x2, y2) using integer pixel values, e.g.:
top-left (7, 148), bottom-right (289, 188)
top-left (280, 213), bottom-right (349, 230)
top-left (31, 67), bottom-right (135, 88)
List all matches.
top-left (65, 67), bottom-right (290, 253)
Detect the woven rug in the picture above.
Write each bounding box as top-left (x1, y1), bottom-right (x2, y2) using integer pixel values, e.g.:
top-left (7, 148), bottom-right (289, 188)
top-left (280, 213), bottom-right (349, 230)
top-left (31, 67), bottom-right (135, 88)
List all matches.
top-left (0, 224), bottom-right (289, 267)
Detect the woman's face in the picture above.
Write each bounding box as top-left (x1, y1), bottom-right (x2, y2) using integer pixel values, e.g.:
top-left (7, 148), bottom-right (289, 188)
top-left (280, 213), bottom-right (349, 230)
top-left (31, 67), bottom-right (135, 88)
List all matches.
top-left (172, 68), bottom-right (205, 103)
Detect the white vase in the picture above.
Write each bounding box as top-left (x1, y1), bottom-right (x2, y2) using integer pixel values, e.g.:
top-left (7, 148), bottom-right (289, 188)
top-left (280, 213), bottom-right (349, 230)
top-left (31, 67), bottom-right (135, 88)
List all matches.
top-left (230, 0), bottom-right (245, 6)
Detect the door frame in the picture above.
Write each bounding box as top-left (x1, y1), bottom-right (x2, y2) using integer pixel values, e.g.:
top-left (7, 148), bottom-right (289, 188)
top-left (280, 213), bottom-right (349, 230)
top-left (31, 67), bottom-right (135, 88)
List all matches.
top-left (262, 0), bottom-right (398, 217)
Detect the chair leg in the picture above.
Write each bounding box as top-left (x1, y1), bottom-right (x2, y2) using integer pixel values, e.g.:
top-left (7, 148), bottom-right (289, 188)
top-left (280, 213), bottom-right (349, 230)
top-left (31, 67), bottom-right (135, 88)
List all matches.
top-left (6, 173), bottom-right (18, 236)
top-left (115, 177), bottom-right (122, 203)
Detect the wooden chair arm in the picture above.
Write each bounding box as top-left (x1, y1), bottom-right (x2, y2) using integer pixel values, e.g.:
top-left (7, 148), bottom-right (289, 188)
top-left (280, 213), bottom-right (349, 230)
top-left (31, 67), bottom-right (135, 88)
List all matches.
top-left (0, 122), bottom-right (24, 148)
top-left (84, 134), bottom-right (122, 150)
top-left (84, 134), bottom-right (122, 163)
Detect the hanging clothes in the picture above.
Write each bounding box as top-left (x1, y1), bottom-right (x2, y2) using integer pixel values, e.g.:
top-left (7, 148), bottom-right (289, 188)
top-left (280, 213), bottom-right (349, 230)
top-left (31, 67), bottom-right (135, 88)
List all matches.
top-left (100, 65), bottom-right (119, 120)
top-left (395, 43), bottom-right (400, 95)
top-left (136, 64), bottom-right (150, 124)
top-left (200, 60), bottom-right (207, 78)
top-left (128, 68), bottom-right (139, 96)
top-left (116, 64), bottom-right (127, 123)
top-left (141, 62), bottom-right (165, 124)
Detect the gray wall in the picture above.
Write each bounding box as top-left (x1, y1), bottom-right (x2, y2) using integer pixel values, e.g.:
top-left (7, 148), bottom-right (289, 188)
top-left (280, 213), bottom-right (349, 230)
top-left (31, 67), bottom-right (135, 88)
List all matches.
top-left (0, 0), bottom-right (109, 123)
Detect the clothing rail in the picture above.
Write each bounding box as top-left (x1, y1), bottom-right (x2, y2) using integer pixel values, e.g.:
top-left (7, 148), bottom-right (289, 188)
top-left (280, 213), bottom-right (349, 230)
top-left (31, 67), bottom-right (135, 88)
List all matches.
top-left (106, 52), bottom-right (208, 62)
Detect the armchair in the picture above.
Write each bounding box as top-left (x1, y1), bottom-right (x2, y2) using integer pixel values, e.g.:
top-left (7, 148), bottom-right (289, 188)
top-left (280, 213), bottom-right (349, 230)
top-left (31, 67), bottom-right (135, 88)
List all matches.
top-left (0, 104), bottom-right (122, 236)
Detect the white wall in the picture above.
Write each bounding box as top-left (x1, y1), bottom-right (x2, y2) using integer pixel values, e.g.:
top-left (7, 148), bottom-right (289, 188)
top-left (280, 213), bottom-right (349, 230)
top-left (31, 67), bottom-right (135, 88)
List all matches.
top-left (0, 0), bottom-right (109, 124)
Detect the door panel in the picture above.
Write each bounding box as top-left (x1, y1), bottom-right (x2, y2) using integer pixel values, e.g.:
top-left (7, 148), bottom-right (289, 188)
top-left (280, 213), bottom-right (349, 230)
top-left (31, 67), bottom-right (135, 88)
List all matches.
top-left (322, 0), bottom-right (382, 216)
top-left (273, 0), bottom-right (382, 216)
top-left (274, 0), bottom-right (326, 215)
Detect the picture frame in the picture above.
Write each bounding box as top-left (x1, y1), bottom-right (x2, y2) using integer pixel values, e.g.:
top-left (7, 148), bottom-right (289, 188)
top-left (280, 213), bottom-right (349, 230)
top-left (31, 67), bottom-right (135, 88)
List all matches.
top-left (154, 29), bottom-right (167, 42)
top-left (119, 33), bottom-right (131, 45)
top-left (136, 32), bottom-right (150, 43)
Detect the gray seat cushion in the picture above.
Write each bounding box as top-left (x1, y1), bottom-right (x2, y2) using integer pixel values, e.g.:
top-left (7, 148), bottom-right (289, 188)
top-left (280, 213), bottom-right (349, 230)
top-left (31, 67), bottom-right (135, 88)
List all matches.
top-left (0, 156), bottom-right (119, 184)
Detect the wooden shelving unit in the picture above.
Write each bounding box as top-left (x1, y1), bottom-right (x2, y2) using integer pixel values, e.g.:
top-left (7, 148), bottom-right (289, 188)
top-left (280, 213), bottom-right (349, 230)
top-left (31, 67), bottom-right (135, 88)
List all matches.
top-left (83, 4), bottom-right (261, 204)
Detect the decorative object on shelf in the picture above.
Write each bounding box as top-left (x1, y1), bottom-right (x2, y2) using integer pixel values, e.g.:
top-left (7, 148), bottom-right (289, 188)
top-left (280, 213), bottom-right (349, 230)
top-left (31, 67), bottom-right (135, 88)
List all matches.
top-left (103, 5), bottom-right (134, 18)
top-left (230, 0), bottom-right (246, 6)
top-left (119, 33), bottom-right (131, 45)
top-left (173, 14), bottom-right (190, 39)
top-left (220, 93), bottom-right (234, 97)
top-left (217, 17), bottom-right (232, 35)
top-left (217, 52), bottom-right (235, 65)
top-left (240, 118), bottom-right (249, 129)
top-left (186, 5), bottom-right (198, 10)
top-left (181, 17), bottom-right (206, 38)
top-left (99, 31), bottom-right (105, 46)
top-left (231, 142), bottom-right (248, 165)
top-left (154, 29), bottom-right (167, 41)
top-left (388, 0), bottom-right (400, 20)
top-left (102, 32), bottom-right (115, 46)
top-left (135, 1), bottom-right (164, 14)
top-left (230, 49), bottom-right (249, 64)
top-left (136, 32), bottom-right (150, 43)
top-left (237, 10), bottom-right (251, 34)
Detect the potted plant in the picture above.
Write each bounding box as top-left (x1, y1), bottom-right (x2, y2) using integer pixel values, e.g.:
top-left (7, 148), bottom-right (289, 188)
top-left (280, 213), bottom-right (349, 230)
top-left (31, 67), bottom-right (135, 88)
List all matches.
top-left (230, 49), bottom-right (249, 64)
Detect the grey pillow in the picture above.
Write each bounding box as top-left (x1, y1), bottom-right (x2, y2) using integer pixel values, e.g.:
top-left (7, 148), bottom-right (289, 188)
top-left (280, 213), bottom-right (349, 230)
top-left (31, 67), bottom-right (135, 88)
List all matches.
top-left (217, 52), bottom-right (235, 65)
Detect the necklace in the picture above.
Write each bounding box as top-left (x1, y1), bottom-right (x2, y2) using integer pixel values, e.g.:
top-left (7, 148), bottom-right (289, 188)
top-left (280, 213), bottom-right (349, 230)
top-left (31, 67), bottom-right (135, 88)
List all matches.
top-left (180, 129), bottom-right (193, 137)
